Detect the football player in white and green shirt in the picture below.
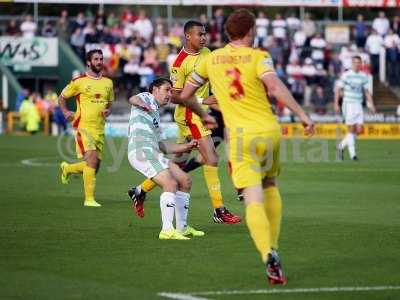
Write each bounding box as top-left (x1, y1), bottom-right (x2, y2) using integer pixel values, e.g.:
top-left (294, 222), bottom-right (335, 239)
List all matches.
top-left (334, 56), bottom-right (376, 160)
top-left (127, 78), bottom-right (204, 240)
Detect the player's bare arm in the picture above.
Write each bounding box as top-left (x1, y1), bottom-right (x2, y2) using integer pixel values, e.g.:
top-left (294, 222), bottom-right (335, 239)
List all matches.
top-left (172, 87), bottom-right (219, 111)
top-left (365, 90), bottom-right (376, 113)
top-left (334, 86), bottom-right (343, 114)
top-left (262, 72), bottom-right (315, 136)
top-left (204, 96), bottom-right (220, 111)
top-left (159, 140), bottom-right (198, 154)
top-left (180, 82), bottom-right (217, 129)
top-left (170, 88), bottom-right (184, 104)
top-left (202, 95), bottom-right (220, 111)
top-left (102, 101), bottom-right (112, 118)
top-left (58, 94), bottom-right (74, 121)
top-left (202, 95), bottom-right (217, 106)
top-left (128, 95), bottom-right (152, 111)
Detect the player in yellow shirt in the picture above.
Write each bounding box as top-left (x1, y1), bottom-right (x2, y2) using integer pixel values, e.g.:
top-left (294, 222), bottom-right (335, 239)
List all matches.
top-left (179, 9), bottom-right (314, 284)
top-left (58, 49), bottom-right (114, 207)
top-left (130, 20), bottom-right (241, 224)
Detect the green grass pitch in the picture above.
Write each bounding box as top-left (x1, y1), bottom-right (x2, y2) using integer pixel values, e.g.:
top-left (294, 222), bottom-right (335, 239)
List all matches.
top-left (0, 135), bottom-right (399, 300)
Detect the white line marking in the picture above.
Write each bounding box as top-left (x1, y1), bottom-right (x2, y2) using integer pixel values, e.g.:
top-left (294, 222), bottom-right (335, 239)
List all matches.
top-left (158, 285), bottom-right (400, 300)
top-left (21, 157), bottom-right (58, 167)
top-left (158, 293), bottom-right (210, 300)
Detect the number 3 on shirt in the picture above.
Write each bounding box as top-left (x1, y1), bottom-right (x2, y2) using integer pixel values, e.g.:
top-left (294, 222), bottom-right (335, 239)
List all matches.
top-left (226, 67), bottom-right (245, 100)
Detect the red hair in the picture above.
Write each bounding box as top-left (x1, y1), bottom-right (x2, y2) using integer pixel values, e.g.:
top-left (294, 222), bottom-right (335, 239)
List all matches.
top-left (225, 9), bottom-right (255, 41)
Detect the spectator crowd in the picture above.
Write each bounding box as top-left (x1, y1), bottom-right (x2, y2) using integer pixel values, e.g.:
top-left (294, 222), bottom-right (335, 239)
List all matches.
top-left (2, 8), bottom-right (400, 115)
top-left (15, 88), bottom-right (66, 134)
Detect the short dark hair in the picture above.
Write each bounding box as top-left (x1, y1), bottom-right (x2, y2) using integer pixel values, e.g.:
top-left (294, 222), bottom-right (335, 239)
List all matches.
top-left (352, 55), bottom-right (362, 61)
top-left (184, 20), bottom-right (204, 34)
top-left (86, 49), bottom-right (103, 62)
top-left (225, 9), bottom-right (255, 41)
top-left (149, 78), bottom-right (172, 93)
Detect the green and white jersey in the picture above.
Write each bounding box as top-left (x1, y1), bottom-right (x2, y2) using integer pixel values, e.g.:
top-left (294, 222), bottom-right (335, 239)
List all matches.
top-left (338, 70), bottom-right (369, 104)
top-left (128, 92), bottom-right (162, 153)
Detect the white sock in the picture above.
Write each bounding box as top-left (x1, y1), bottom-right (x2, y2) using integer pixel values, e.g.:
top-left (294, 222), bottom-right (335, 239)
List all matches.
top-left (160, 192), bottom-right (175, 231)
top-left (348, 133), bottom-right (356, 158)
top-left (339, 133), bottom-right (351, 150)
top-left (175, 191), bottom-right (190, 232)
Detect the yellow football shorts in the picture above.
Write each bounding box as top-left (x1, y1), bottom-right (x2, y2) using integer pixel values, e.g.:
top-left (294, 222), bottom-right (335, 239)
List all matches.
top-left (75, 127), bottom-right (104, 160)
top-left (228, 130), bottom-right (281, 189)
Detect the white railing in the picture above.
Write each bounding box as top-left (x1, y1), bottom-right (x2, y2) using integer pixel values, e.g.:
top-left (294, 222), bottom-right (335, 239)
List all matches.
top-left (2, 74), bottom-right (8, 110)
top-left (380, 46), bottom-right (386, 84)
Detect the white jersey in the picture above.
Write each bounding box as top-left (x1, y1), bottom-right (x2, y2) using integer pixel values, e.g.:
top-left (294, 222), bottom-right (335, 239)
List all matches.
top-left (128, 92), bottom-right (162, 153)
top-left (127, 92), bottom-right (169, 178)
top-left (338, 70), bottom-right (369, 104)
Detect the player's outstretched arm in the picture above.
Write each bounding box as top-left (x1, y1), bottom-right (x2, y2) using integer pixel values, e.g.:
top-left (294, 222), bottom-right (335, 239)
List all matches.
top-left (173, 88), bottom-right (219, 111)
top-left (262, 72), bottom-right (314, 136)
top-left (128, 95), bottom-right (152, 111)
top-left (159, 140), bottom-right (198, 154)
top-left (58, 94), bottom-right (74, 121)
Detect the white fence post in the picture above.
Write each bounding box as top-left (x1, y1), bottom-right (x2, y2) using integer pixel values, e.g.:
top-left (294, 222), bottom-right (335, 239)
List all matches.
top-left (379, 46), bottom-right (386, 84)
top-left (2, 75), bottom-right (8, 110)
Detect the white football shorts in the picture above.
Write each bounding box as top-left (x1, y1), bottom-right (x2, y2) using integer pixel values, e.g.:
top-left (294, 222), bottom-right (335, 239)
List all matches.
top-left (342, 102), bottom-right (364, 125)
top-left (128, 148), bottom-right (170, 179)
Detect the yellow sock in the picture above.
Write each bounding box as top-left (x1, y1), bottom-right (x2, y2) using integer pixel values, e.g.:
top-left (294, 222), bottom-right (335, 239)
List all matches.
top-left (83, 165), bottom-right (96, 201)
top-left (64, 161), bottom-right (86, 174)
top-left (264, 186), bottom-right (282, 250)
top-left (245, 202), bottom-right (271, 262)
top-left (141, 178), bottom-right (156, 193)
top-left (202, 165), bottom-right (224, 208)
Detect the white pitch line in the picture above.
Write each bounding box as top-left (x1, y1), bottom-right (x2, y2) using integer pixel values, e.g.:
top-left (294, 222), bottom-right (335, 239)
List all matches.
top-left (20, 157), bottom-right (58, 167)
top-left (158, 293), bottom-right (210, 300)
top-left (158, 285), bottom-right (400, 300)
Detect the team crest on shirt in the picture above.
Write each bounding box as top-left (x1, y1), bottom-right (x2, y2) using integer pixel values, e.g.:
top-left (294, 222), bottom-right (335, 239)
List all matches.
top-left (170, 68), bottom-right (178, 85)
top-left (85, 85), bottom-right (91, 92)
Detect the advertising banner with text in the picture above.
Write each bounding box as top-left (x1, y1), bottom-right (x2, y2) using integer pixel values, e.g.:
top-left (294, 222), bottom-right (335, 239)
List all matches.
top-left (12, 0), bottom-right (400, 5)
top-left (281, 123), bottom-right (400, 139)
top-left (182, 0), bottom-right (340, 5)
top-left (0, 37), bottom-right (58, 67)
top-left (343, 0), bottom-right (400, 6)
top-left (14, 0), bottom-right (179, 3)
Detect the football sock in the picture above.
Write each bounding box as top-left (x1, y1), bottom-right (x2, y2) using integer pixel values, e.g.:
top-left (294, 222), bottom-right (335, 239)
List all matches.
top-left (64, 161), bottom-right (86, 174)
top-left (141, 178), bottom-right (157, 193)
top-left (83, 165), bottom-right (96, 201)
top-left (339, 133), bottom-right (350, 150)
top-left (264, 186), bottom-right (282, 250)
top-left (160, 192), bottom-right (175, 231)
top-left (203, 165), bottom-right (224, 209)
top-left (175, 191), bottom-right (190, 232)
top-left (182, 157), bottom-right (202, 173)
top-left (245, 202), bottom-right (271, 263)
top-left (348, 133), bottom-right (357, 158)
